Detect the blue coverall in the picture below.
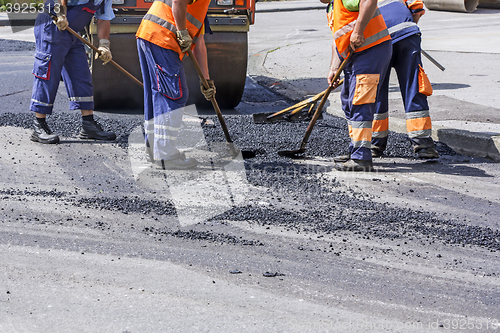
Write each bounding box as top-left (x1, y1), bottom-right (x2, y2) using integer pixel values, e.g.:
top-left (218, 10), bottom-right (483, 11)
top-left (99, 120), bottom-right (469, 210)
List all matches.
top-left (340, 41), bottom-right (393, 161)
top-left (372, 0), bottom-right (433, 152)
top-left (30, 0), bottom-right (114, 115)
top-left (137, 38), bottom-right (189, 160)
top-left (137, 18), bottom-right (212, 161)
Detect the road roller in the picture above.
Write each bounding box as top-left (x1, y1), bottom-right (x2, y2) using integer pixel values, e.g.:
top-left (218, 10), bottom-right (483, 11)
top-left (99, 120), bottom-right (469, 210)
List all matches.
top-left (88, 0), bottom-right (256, 111)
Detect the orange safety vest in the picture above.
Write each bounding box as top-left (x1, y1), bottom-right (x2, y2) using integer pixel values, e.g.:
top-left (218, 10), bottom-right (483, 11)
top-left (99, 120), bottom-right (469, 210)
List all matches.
top-left (327, 0), bottom-right (391, 57)
top-left (136, 0), bottom-right (210, 59)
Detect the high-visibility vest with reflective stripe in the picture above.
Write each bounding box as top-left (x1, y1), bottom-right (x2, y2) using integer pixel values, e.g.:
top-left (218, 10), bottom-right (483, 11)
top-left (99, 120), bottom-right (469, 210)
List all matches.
top-left (330, 0), bottom-right (391, 57)
top-left (136, 0), bottom-right (210, 59)
top-left (377, 0), bottom-right (422, 43)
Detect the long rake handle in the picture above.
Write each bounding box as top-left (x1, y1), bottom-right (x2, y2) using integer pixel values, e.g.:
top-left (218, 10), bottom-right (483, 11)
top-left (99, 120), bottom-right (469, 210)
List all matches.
top-left (267, 88), bottom-right (328, 119)
top-left (269, 78), bottom-right (345, 119)
top-left (60, 24), bottom-right (144, 88)
top-left (298, 53), bottom-right (352, 151)
top-left (187, 49), bottom-right (233, 144)
top-left (421, 49), bottom-right (445, 71)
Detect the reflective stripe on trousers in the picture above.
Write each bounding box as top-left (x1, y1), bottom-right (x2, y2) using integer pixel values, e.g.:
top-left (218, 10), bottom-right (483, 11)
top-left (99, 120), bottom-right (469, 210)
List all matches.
top-left (340, 40), bottom-right (392, 161)
top-left (30, 16), bottom-right (94, 114)
top-left (373, 34), bottom-right (431, 151)
top-left (137, 38), bottom-right (188, 160)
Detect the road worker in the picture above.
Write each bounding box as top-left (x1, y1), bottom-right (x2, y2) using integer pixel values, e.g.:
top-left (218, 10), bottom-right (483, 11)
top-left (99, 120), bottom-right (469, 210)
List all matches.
top-left (324, 0), bottom-right (392, 171)
top-left (136, 0), bottom-right (214, 170)
top-left (30, 0), bottom-right (116, 144)
top-left (371, 0), bottom-right (439, 159)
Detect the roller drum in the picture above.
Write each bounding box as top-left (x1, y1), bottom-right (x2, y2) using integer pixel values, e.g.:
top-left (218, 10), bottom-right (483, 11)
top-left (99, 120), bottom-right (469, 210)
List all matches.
top-left (91, 31), bottom-right (248, 111)
top-left (183, 31), bottom-right (248, 110)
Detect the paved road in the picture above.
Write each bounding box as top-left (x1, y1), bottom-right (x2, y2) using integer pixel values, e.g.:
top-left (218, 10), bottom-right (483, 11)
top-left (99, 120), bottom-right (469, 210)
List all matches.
top-left (1, 3), bottom-right (500, 333)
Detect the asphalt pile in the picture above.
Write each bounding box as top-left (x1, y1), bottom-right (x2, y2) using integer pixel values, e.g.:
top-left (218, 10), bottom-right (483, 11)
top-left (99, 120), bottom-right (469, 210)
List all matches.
top-left (202, 115), bottom-right (496, 251)
top-left (2, 112), bottom-right (496, 252)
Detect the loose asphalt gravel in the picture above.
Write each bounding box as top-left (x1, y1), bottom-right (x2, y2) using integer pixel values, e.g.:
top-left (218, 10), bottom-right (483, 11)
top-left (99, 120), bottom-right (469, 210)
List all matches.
top-left (1, 110), bottom-right (497, 254)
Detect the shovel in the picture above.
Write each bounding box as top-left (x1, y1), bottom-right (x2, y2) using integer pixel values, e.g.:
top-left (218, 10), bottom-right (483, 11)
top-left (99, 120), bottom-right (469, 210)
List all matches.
top-left (49, 15), bottom-right (144, 88)
top-left (186, 49), bottom-right (255, 159)
top-left (278, 53), bottom-right (352, 158)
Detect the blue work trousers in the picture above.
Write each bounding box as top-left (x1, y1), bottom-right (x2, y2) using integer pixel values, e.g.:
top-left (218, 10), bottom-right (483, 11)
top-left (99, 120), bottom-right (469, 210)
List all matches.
top-left (137, 38), bottom-right (189, 160)
top-left (341, 40), bottom-right (392, 161)
top-left (373, 34), bottom-right (430, 150)
top-left (30, 14), bottom-right (94, 114)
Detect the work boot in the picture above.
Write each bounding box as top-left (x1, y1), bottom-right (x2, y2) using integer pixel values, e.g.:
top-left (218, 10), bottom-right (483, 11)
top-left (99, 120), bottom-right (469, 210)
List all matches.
top-left (411, 137), bottom-right (439, 159)
top-left (333, 155), bottom-right (350, 163)
top-left (155, 152), bottom-right (198, 170)
top-left (371, 148), bottom-right (384, 158)
top-left (334, 159), bottom-right (373, 172)
top-left (416, 147), bottom-right (439, 159)
top-left (31, 119), bottom-right (59, 144)
top-left (80, 119), bottom-right (116, 140)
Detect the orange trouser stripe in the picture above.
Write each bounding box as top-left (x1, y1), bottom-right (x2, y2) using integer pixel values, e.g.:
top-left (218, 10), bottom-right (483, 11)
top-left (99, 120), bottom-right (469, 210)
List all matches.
top-left (372, 118), bottom-right (389, 133)
top-left (348, 126), bottom-right (372, 142)
top-left (406, 117), bottom-right (432, 133)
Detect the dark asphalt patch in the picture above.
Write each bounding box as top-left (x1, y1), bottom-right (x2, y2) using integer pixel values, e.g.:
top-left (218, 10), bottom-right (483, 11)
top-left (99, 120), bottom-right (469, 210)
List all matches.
top-left (2, 112), bottom-right (490, 252)
top-left (143, 227), bottom-right (265, 246)
top-left (0, 188), bottom-right (176, 217)
top-left (263, 272), bottom-right (285, 277)
top-left (0, 39), bottom-right (35, 52)
top-left (75, 196), bottom-right (176, 216)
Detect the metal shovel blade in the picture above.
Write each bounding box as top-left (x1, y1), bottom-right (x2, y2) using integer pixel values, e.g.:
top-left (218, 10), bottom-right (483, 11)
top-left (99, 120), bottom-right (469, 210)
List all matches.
top-left (277, 148), bottom-right (306, 157)
top-left (252, 110), bottom-right (322, 124)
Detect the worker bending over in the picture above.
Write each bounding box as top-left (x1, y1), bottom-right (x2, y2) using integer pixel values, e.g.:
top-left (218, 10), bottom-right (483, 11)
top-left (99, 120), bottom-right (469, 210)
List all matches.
top-left (325, 0), bottom-right (392, 171)
top-left (371, 0), bottom-right (439, 159)
top-left (136, 0), bottom-right (215, 170)
top-left (30, 0), bottom-right (116, 144)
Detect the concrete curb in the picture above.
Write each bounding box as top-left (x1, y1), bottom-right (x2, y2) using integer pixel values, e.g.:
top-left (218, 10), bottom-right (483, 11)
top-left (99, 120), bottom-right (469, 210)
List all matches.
top-left (247, 46), bottom-right (500, 162)
top-left (327, 106), bottom-right (500, 162)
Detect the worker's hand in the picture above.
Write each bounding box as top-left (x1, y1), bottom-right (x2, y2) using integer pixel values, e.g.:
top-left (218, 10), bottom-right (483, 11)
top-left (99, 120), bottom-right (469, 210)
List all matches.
top-left (200, 79), bottom-right (216, 101)
top-left (349, 30), bottom-right (364, 51)
top-left (55, 5), bottom-right (68, 31)
top-left (95, 39), bottom-right (112, 65)
top-left (327, 67), bottom-right (341, 88)
top-left (176, 29), bottom-right (192, 53)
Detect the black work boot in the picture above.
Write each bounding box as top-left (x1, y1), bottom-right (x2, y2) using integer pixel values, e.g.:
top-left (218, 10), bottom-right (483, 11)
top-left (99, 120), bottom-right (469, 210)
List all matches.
top-left (334, 159), bottom-right (374, 172)
top-left (412, 137), bottom-right (439, 159)
top-left (416, 147), bottom-right (439, 159)
top-left (31, 119), bottom-right (59, 144)
top-left (80, 119), bottom-right (116, 140)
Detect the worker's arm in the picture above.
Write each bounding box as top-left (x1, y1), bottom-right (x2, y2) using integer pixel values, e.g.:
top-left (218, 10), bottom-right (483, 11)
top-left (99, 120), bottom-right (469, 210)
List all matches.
top-left (406, 0), bottom-right (425, 23)
top-left (96, 19), bottom-right (112, 64)
top-left (96, 19), bottom-right (110, 41)
top-left (172, 0), bottom-right (192, 31)
top-left (350, 0), bottom-right (378, 50)
top-left (54, 0), bottom-right (68, 30)
top-left (193, 34), bottom-right (216, 100)
top-left (193, 34), bottom-right (209, 80)
top-left (412, 12), bottom-right (423, 23)
top-left (173, 0), bottom-right (194, 52)
top-left (327, 43), bottom-right (342, 87)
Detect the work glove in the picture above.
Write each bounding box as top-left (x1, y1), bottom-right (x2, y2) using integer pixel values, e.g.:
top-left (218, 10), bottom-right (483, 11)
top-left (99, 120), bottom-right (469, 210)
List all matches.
top-left (54, 5), bottom-right (68, 31)
top-left (176, 29), bottom-right (192, 53)
top-left (200, 79), bottom-right (216, 101)
top-left (95, 39), bottom-right (112, 65)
